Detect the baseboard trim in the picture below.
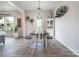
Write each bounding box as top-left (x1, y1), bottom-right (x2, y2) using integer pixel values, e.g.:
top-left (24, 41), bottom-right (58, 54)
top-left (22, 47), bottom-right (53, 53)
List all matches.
top-left (55, 38), bottom-right (79, 56)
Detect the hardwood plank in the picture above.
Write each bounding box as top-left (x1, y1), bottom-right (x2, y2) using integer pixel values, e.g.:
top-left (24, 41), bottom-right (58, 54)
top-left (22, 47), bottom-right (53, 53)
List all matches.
top-left (0, 37), bottom-right (78, 57)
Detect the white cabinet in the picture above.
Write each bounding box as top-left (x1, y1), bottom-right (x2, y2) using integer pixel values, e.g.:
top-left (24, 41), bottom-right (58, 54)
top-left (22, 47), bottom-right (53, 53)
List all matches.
top-left (45, 18), bottom-right (54, 38)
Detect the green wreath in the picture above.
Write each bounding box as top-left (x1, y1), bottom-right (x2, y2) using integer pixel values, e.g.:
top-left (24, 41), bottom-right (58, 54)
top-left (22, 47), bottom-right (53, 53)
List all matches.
top-left (56, 6), bottom-right (68, 18)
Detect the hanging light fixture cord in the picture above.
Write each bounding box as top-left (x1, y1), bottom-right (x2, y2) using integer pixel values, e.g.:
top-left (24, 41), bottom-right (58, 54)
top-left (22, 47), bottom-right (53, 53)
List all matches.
top-left (37, 1), bottom-right (42, 19)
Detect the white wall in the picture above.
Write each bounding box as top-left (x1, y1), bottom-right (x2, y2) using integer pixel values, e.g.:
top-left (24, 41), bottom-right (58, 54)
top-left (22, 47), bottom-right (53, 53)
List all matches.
top-left (55, 2), bottom-right (79, 56)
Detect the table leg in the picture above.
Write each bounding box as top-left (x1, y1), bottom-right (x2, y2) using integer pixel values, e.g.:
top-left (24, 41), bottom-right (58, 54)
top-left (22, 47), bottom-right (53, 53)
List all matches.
top-left (43, 35), bottom-right (47, 48)
top-left (45, 36), bottom-right (47, 48)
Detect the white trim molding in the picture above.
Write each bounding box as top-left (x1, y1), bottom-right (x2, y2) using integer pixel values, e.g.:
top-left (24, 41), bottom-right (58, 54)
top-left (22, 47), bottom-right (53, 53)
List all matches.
top-left (55, 38), bottom-right (79, 56)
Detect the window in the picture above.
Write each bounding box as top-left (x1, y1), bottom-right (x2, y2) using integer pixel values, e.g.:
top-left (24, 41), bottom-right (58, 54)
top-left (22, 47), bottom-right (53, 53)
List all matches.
top-left (0, 17), bottom-right (5, 31)
top-left (0, 17), bottom-right (4, 24)
top-left (5, 16), bottom-right (14, 31)
top-left (35, 19), bottom-right (42, 33)
top-left (6, 17), bottom-right (14, 23)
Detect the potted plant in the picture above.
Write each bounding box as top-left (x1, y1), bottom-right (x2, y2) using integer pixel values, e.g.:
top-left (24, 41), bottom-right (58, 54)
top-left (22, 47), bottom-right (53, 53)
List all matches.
top-left (30, 18), bottom-right (34, 23)
top-left (55, 6), bottom-right (68, 18)
top-left (14, 25), bottom-right (18, 38)
top-left (26, 16), bottom-right (30, 21)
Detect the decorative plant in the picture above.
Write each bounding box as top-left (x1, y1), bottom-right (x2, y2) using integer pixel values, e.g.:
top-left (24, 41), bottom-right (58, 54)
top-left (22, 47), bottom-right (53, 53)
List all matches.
top-left (7, 23), bottom-right (10, 26)
top-left (13, 25), bottom-right (18, 38)
top-left (1, 24), bottom-right (4, 26)
top-left (6, 23), bottom-right (13, 32)
top-left (26, 16), bottom-right (30, 19)
top-left (0, 17), bottom-right (2, 19)
top-left (14, 25), bottom-right (18, 33)
top-left (30, 18), bottom-right (34, 23)
top-left (55, 6), bottom-right (68, 18)
top-left (26, 16), bottom-right (30, 21)
top-left (10, 27), bottom-right (13, 31)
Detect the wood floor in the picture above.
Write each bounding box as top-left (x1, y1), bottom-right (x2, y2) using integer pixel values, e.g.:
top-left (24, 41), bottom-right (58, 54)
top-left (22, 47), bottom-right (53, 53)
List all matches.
top-left (0, 37), bottom-right (78, 57)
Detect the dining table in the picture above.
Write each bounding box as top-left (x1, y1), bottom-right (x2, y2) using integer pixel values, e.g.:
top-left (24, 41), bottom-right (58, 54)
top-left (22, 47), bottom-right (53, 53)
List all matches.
top-left (31, 32), bottom-right (49, 48)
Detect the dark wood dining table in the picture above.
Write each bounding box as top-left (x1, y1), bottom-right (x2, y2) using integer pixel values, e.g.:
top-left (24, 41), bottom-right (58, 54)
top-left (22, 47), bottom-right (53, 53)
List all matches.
top-left (30, 32), bottom-right (49, 48)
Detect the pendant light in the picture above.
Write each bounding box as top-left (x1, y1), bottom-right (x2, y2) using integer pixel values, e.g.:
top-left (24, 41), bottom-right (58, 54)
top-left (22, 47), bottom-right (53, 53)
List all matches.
top-left (36, 1), bottom-right (42, 19)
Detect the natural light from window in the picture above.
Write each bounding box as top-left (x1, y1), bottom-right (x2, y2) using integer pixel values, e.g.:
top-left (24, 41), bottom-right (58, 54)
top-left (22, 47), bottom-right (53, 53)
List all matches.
top-left (0, 17), bottom-right (4, 24)
top-left (6, 17), bottom-right (14, 23)
top-left (35, 19), bottom-right (42, 33)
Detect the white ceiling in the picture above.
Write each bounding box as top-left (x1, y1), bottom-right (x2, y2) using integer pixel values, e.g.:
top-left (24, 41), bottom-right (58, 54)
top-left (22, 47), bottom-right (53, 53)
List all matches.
top-left (0, 1), bottom-right (18, 11)
top-left (0, 1), bottom-right (62, 11)
top-left (11, 1), bottom-right (61, 11)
